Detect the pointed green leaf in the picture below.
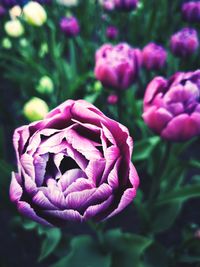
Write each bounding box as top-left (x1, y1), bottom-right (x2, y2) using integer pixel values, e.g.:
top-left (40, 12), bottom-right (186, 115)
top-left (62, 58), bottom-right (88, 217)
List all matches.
top-left (38, 228), bottom-right (61, 262)
top-left (51, 235), bottom-right (111, 267)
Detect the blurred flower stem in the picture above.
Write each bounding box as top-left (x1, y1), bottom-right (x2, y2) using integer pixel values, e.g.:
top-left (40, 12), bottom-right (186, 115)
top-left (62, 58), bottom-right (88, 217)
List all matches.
top-left (88, 221), bottom-right (105, 247)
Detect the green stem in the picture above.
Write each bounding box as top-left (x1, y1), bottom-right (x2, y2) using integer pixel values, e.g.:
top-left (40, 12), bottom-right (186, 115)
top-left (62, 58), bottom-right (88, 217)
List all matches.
top-left (88, 221), bottom-right (105, 247)
top-left (117, 90), bottom-right (123, 122)
top-left (148, 141), bottom-right (172, 204)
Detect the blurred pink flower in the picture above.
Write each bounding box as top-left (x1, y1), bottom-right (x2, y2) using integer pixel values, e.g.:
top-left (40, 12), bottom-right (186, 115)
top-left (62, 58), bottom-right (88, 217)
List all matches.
top-left (143, 70), bottom-right (200, 141)
top-left (170, 28), bottom-right (199, 57)
top-left (95, 43), bottom-right (141, 90)
top-left (142, 42), bottom-right (167, 70)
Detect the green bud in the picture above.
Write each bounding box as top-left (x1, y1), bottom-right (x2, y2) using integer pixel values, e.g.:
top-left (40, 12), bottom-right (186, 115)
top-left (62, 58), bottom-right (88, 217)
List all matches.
top-left (94, 81), bottom-right (102, 92)
top-left (39, 43), bottom-right (48, 57)
top-left (19, 38), bottom-right (29, 47)
top-left (2, 38), bottom-right (12, 49)
top-left (36, 76), bottom-right (54, 94)
top-left (23, 97), bottom-right (49, 121)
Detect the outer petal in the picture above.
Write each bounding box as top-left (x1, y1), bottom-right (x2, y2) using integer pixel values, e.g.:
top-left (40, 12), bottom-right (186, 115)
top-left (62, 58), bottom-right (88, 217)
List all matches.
top-left (162, 113), bottom-right (200, 141)
top-left (17, 201), bottom-right (52, 226)
top-left (143, 107), bottom-right (173, 133)
top-left (10, 172), bottom-right (23, 203)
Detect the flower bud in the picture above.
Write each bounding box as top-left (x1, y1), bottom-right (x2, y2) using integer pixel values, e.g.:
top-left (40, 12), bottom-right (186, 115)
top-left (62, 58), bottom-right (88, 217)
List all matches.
top-left (4, 19), bottom-right (24, 37)
top-left (9, 5), bottom-right (21, 19)
top-left (170, 28), bottom-right (199, 57)
top-left (2, 38), bottom-right (12, 49)
top-left (107, 94), bottom-right (118, 104)
top-left (0, 5), bottom-right (6, 17)
top-left (23, 1), bottom-right (47, 27)
top-left (142, 42), bottom-right (167, 70)
top-left (182, 1), bottom-right (200, 23)
top-left (19, 38), bottom-right (28, 47)
top-left (60, 16), bottom-right (80, 37)
top-left (94, 81), bottom-right (102, 92)
top-left (23, 97), bottom-right (49, 122)
top-left (106, 26), bottom-right (118, 40)
top-left (114, 0), bottom-right (139, 11)
top-left (95, 43), bottom-right (141, 90)
top-left (39, 42), bottom-right (48, 57)
top-left (36, 76), bottom-right (54, 94)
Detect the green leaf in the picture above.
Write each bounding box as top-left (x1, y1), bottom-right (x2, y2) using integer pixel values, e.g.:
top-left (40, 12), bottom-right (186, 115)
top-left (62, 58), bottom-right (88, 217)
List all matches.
top-left (38, 228), bottom-right (61, 262)
top-left (133, 137), bottom-right (160, 162)
top-left (105, 229), bottom-right (152, 267)
top-left (144, 241), bottom-right (169, 267)
top-left (156, 185), bottom-right (200, 205)
top-left (150, 203), bottom-right (182, 233)
top-left (179, 255), bottom-right (200, 263)
top-left (189, 159), bottom-right (200, 169)
top-left (51, 235), bottom-right (111, 267)
top-left (23, 220), bottom-right (38, 231)
top-left (84, 92), bottom-right (100, 104)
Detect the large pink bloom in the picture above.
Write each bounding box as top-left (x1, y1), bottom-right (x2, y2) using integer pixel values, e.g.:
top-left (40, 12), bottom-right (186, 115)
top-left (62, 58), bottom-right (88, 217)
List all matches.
top-left (143, 71), bottom-right (200, 141)
top-left (95, 43), bottom-right (141, 90)
top-left (10, 100), bottom-right (139, 226)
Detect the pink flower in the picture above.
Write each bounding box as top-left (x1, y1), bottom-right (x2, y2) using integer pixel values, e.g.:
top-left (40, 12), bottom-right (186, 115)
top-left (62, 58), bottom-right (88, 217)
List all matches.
top-left (60, 16), bottom-right (80, 37)
top-left (170, 28), bottom-right (199, 57)
top-left (10, 100), bottom-right (139, 226)
top-left (106, 26), bottom-right (119, 40)
top-left (95, 43), bottom-right (141, 90)
top-left (182, 1), bottom-right (200, 23)
top-left (107, 94), bottom-right (118, 104)
top-left (142, 42), bottom-right (167, 70)
top-left (143, 70), bottom-right (200, 141)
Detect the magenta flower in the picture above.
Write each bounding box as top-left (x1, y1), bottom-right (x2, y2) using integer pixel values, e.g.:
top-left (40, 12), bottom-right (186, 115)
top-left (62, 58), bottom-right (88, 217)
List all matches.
top-left (100, 0), bottom-right (115, 11)
top-left (142, 43), bottom-right (167, 70)
top-left (182, 1), bottom-right (200, 23)
top-left (60, 16), bottom-right (80, 37)
top-left (106, 26), bottom-right (119, 40)
top-left (143, 70), bottom-right (200, 141)
top-left (95, 43), bottom-right (141, 90)
top-left (114, 0), bottom-right (139, 11)
top-left (107, 94), bottom-right (118, 104)
top-left (10, 100), bottom-right (139, 226)
top-left (170, 28), bottom-right (199, 57)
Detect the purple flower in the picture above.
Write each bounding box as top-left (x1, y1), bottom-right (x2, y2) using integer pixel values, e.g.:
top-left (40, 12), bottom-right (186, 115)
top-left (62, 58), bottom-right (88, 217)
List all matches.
top-left (143, 70), bottom-right (200, 141)
top-left (107, 94), bottom-right (118, 104)
top-left (95, 43), bottom-right (141, 90)
top-left (182, 1), bottom-right (200, 23)
top-left (170, 28), bottom-right (199, 57)
top-left (60, 16), bottom-right (80, 37)
top-left (142, 43), bottom-right (167, 70)
top-left (10, 100), bottom-right (139, 226)
top-left (1, 0), bottom-right (17, 7)
top-left (114, 0), bottom-right (139, 11)
top-left (106, 26), bottom-right (119, 40)
top-left (0, 5), bottom-right (6, 17)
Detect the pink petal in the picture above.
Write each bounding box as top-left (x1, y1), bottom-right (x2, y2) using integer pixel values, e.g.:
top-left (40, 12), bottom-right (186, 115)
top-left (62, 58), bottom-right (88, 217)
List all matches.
top-left (9, 172), bottom-right (23, 203)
